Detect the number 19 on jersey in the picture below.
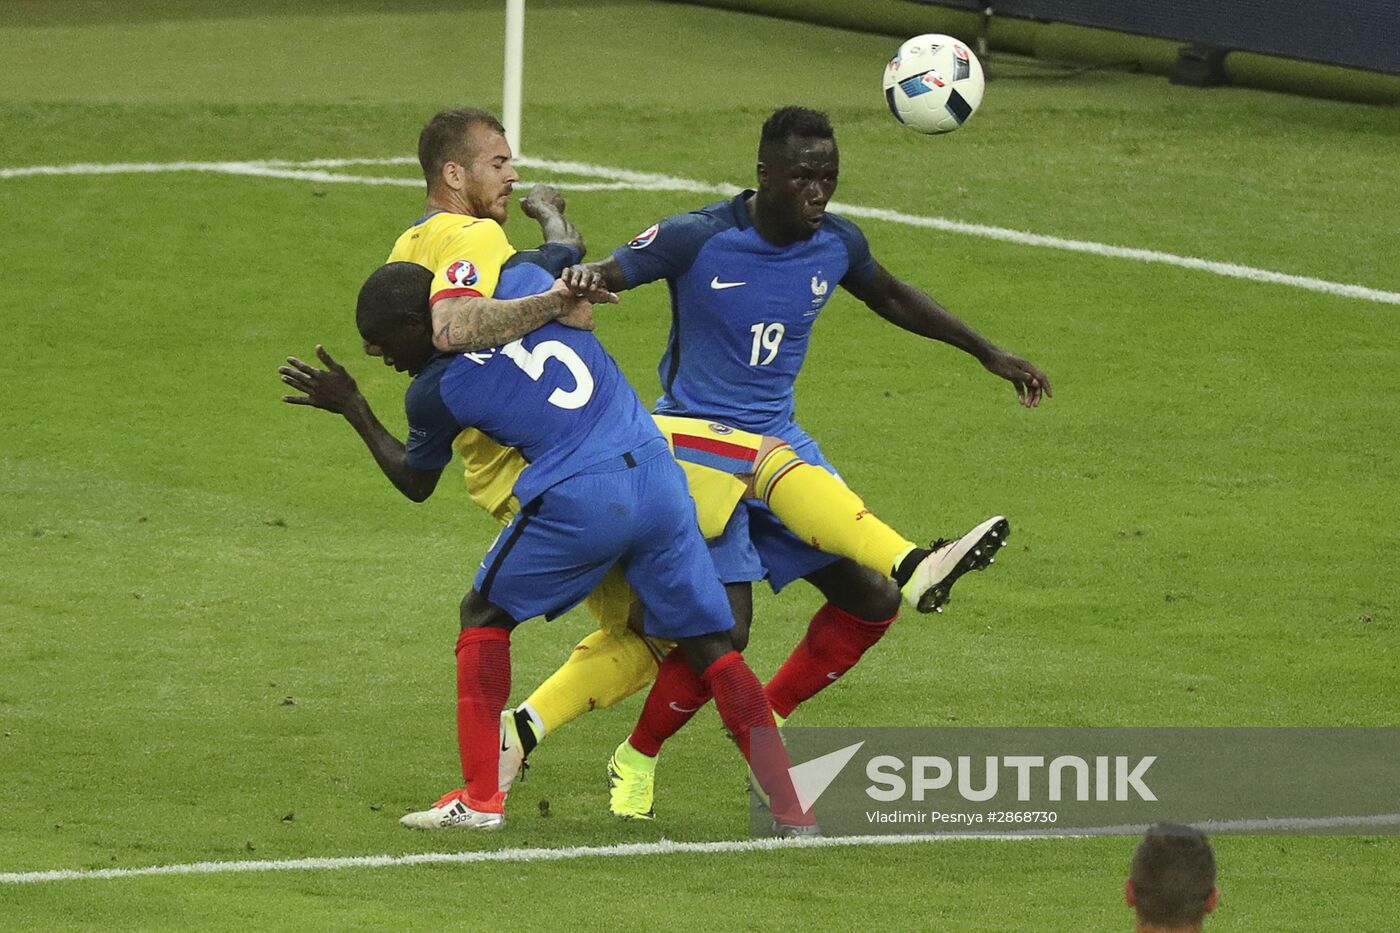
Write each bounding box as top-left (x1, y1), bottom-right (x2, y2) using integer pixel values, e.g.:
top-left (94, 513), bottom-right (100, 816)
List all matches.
top-left (749, 322), bottom-right (785, 366)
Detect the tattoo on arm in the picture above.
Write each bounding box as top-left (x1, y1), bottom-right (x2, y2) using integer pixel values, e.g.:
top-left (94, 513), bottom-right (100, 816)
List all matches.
top-left (433, 291), bottom-right (566, 353)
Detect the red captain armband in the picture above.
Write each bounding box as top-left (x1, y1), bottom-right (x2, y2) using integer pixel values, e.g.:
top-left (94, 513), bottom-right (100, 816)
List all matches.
top-left (430, 287), bottom-right (484, 304)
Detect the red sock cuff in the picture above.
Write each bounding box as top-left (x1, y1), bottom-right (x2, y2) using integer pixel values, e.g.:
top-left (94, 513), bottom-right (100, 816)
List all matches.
top-left (700, 650), bottom-right (745, 684)
top-left (823, 602), bottom-right (897, 631)
top-left (852, 613), bottom-right (896, 639)
top-left (456, 626), bottom-right (510, 654)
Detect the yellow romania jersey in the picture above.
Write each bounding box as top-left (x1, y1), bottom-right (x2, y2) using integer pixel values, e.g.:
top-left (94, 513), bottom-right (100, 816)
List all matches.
top-left (387, 210), bottom-right (526, 522)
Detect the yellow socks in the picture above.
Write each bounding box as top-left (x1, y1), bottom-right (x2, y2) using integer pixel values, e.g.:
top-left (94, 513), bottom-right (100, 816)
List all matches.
top-left (520, 628), bottom-right (661, 738)
top-left (753, 443), bottom-right (915, 578)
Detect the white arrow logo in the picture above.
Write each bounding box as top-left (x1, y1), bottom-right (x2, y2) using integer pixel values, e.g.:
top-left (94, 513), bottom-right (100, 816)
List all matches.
top-left (789, 740), bottom-right (866, 814)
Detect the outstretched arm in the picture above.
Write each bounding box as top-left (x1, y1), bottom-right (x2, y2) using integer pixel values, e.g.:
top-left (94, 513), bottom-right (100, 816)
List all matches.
top-left (279, 345), bottom-right (443, 502)
top-left (844, 263), bottom-right (1053, 407)
top-left (560, 256), bottom-right (629, 296)
top-left (519, 184), bottom-right (585, 260)
top-left (430, 276), bottom-right (617, 353)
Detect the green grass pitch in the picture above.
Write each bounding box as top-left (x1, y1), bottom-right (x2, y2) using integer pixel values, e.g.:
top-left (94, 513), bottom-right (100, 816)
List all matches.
top-left (2, 1), bottom-right (1397, 929)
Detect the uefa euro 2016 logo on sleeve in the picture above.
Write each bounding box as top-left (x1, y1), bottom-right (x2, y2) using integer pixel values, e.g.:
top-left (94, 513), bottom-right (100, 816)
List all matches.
top-left (748, 727), bottom-right (1400, 838)
top-left (446, 259), bottom-right (479, 287)
top-left (627, 224), bottom-right (659, 250)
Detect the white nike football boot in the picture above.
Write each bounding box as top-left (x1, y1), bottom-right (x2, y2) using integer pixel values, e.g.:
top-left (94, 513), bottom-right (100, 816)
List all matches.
top-left (900, 516), bottom-right (1010, 613)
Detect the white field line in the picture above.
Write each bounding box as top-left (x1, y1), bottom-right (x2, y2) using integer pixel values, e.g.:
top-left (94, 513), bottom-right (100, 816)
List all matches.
top-left (0, 156), bottom-right (734, 195)
top-left (3, 814), bottom-right (1397, 886)
top-left (0, 834), bottom-right (1011, 886)
top-left (2, 155), bottom-right (1397, 305)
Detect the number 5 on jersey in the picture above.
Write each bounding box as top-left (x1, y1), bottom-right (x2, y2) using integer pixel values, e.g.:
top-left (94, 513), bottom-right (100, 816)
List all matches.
top-left (501, 339), bottom-right (596, 410)
top-left (749, 322), bottom-right (786, 366)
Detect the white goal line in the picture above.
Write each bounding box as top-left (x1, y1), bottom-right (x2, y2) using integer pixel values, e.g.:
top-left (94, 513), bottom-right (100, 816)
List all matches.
top-left (2, 156), bottom-right (1397, 306)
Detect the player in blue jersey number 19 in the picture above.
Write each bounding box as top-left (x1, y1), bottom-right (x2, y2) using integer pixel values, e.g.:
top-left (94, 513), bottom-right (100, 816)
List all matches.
top-left (548, 106), bottom-right (1052, 787)
top-left (280, 261), bottom-right (815, 835)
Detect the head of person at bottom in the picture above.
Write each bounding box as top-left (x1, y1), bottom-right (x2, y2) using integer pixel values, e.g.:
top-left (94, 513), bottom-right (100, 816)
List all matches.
top-left (753, 105), bottom-right (839, 246)
top-left (357, 262), bottom-right (437, 377)
top-left (1125, 822), bottom-right (1219, 932)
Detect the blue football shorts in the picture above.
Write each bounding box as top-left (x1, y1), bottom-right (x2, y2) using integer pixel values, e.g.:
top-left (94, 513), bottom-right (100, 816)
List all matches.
top-left (474, 436), bottom-right (736, 641)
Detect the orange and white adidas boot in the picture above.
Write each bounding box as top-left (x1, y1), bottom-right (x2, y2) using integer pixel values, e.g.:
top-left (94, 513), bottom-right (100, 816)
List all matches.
top-left (399, 788), bottom-right (505, 831)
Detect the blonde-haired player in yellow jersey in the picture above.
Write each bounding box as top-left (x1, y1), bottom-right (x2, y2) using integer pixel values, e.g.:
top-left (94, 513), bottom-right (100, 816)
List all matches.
top-left (364, 107), bottom-right (1002, 824)
top-left (384, 107), bottom-right (600, 519)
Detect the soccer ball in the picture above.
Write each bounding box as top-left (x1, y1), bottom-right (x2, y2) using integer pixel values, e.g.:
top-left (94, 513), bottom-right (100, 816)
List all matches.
top-left (882, 34), bottom-right (986, 134)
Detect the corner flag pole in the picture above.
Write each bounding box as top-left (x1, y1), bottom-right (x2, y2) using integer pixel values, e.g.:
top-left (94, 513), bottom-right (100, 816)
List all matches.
top-left (503, 0), bottom-right (525, 156)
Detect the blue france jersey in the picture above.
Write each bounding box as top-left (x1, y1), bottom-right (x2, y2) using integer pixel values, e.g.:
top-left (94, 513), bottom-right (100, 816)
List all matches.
top-left (403, 254), bottom-right (660, 506)
top-left (612, 190), bottom-right (877, 436)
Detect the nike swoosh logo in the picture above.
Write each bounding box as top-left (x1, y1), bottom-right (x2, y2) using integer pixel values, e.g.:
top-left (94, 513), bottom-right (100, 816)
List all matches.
top-left (826, 672), bottom-right (841, 681)
top-left (668, 702), bottom-right (701, 713)
top-left (710, 277), bottom-right (746, 290)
